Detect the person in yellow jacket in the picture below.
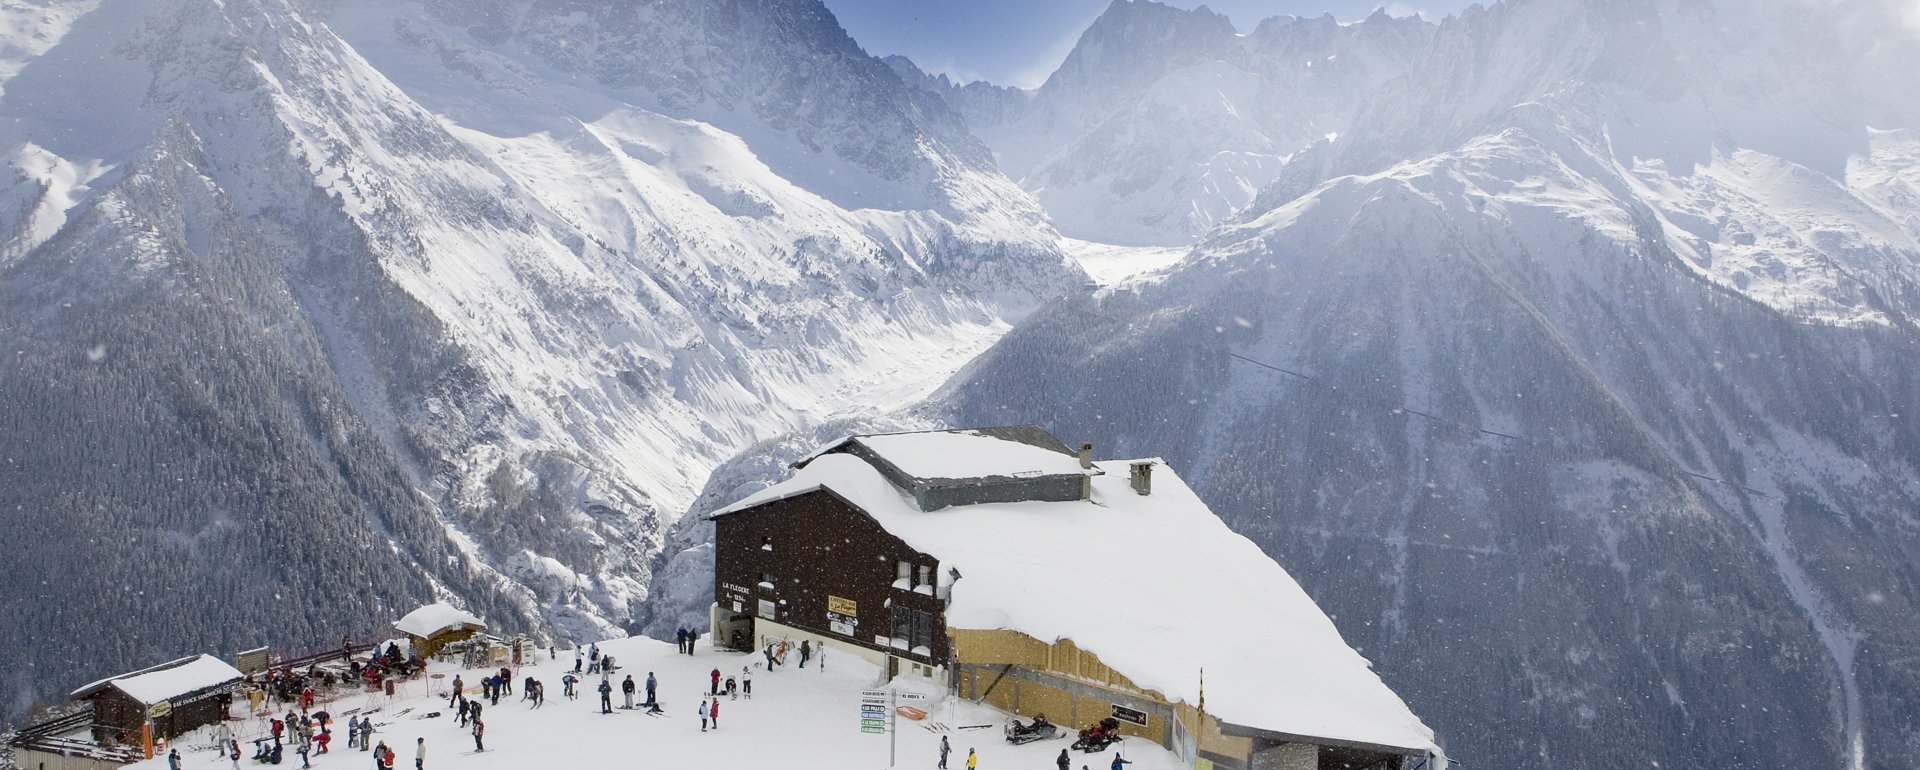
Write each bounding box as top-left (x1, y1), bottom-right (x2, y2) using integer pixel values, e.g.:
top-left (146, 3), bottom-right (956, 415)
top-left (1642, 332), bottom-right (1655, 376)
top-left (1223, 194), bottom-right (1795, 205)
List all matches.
top-left (967, 748), bottom-right (978, 770)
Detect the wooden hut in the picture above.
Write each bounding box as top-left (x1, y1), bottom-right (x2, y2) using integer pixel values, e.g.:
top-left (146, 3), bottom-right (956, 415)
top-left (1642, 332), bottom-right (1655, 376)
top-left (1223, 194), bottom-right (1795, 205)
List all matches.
top-left (70, 654), bottom-right (244, 753)
top-left (393, 603), bottom-right (486, 659)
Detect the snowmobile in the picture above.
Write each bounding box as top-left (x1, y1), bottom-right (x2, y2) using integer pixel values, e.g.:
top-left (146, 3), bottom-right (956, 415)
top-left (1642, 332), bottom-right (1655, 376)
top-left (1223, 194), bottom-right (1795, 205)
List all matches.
top-left (1005, 714), bottom-right (1057, 745)
top-left (1071, 717), bottom-right (1123, 752)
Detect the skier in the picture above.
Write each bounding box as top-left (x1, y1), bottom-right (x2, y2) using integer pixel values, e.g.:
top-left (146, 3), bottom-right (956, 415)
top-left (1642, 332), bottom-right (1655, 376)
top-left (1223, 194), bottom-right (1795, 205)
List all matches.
top-left (230, 738), bottom-right (242, 770)
top-left (415, 737), bottom-right (426, 770)
top-left (468, 700), bottom-right (482, 731)
top-left (374, 741), bottom-right (389, 768)
top-left (1110, 753), bottom-right (1131, 770)
top-left (574, 647), bottom-right (583, 673)
top-left (448, 675), bottom-right (463, 706)
top-left (522, 675), bottom-right (536, 701)
top-left (562, 673), bottom-right (577, 699)
top-left (622, 675), bottom-right (636, 709)
top-left (709, 696), bottom-right (719, 729)
top-left (315, 727), bottom-right (331, 755)
top-left (740, 666), bottom-right (751, 699)
top-left (599, 677), bottom-right (614, 714)
top-left (967, 748), bottom-right (977, 770)
top-left (382, 742), bottom-right (395, 769)
top-left (1057, 749), bottom-right (1071, 770)
top-left (530, 680), bottom-right (545, 708)
top-left (699, 696), bottom-right (710, 731)
top-left (644, 672), bottom-right (657, 706)
top-left (676, 629), bottom-right (687, 654)
top-left (489, 674), bottom-right (500, 706)
top-left (710, 667), bottom-right (721, 695)
top-left (799, 640), bottom-right (810, 668)
top-left (470, 719), bottom-right (484, 753)
top-left (294, 731), bottom-right (310, 769)
top-left (456, 694), bottom-right (470, 726)
top-left (939, 736), bottom-right (950, 769)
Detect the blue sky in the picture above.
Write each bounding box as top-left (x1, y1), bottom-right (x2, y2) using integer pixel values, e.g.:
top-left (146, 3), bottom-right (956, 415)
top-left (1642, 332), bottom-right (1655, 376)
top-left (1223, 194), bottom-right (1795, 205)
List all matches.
top-left (818, 0), bottom-right (1481, 89)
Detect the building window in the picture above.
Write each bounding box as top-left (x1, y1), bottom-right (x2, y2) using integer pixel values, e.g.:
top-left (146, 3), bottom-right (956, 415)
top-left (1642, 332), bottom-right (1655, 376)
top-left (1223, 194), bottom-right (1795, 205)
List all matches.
top-left (759, 572), bottom-right (776, 590)
top-left (897, 560), bottom-right (911, 582)
top-left (891, 606), bottom-right (937, 656)
top-left (918, 565), bottom-right (932, 588)
top-left (761, 536), bottom-right (773, 551)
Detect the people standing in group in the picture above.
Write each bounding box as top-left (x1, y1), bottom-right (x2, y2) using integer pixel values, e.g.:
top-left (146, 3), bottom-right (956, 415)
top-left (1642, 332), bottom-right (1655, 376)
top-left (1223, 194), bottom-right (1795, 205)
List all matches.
top-left (574, 647), bottom-right (583, 673)
top-left (381, 742), bottom-right (396, 770)
top-left (588, 645), bottom-right (600, 674)
top-left (698, 696), bottom-right (710, 731)
top-left (598, 677), bottom-right (613, 714)
top-left (471, 718), bottom-right (485, 752)
top-left (374, 741), bottom-right (388, 768)
top-left (708, 697), bottom-right (719, 729)
top-left (622, 675), bottom-right (635, 709)
top-left (740, 666), bottom-right (752, 699)
top-left (709, 667), bottom-right (721, 695)
top-left (644, 672), bottom-right (657, 706)
top-left (939, 735), bottom-right (950, 769)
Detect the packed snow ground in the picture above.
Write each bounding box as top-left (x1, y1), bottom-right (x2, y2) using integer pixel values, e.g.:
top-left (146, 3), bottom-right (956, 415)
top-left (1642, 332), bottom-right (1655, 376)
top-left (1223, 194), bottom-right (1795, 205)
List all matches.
top-left (139, 636), bottom-right (1184, 770)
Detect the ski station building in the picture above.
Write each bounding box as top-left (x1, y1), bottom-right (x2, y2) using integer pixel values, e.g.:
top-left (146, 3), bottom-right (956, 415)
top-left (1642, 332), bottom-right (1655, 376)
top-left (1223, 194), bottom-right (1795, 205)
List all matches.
top-left (709, 427), bottom-right (1439, 770)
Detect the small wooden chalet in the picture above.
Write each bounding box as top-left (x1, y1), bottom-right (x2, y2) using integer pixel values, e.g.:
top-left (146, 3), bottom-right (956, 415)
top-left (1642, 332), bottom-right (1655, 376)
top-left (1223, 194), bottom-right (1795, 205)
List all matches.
top-left (70, 654), bottom-right (244, 750)
top-left (711, 426), bottom-right (1442, 770)
top-left (393, 603), bottom-right (487, 659)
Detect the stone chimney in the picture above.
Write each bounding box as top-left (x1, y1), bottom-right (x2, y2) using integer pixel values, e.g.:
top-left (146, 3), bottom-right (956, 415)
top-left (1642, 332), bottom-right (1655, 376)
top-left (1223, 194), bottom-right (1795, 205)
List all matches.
top-left (1130, 461), bottom-right (1153, 496)
top-left (1079, 442), bottom-right (1094, 499)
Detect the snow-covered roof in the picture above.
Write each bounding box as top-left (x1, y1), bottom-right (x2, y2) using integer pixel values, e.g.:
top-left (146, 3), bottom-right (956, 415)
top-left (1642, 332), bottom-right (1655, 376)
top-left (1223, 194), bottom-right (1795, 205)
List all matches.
top-left (719, 453), bottom-right (1436, 754)
top-left (825, 428), bottom-right (1091, 481)
top-left (393, 603), bottom-right (486, 639)
top-left (71, 655), bottom-right (245, 705)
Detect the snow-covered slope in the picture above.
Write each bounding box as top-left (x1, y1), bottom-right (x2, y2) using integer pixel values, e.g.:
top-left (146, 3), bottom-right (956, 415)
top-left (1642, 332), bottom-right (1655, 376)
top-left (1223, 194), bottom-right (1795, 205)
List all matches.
top-left (891, 0), bottom-right (1435, 246)
top-left (0, 0), bottom-right (1078, 717)
top-left (926, 0), bottom-right (1920, 767)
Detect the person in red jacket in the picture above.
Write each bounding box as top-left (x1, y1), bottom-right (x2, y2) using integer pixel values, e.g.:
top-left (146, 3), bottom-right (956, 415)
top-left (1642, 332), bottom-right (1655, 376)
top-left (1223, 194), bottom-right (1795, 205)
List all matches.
top-left (709, 697), bottom-right (719, 730)
top-left (709, 668), bottom-right (721, 695)
top-left (471, 718), bottom-right (485, 752)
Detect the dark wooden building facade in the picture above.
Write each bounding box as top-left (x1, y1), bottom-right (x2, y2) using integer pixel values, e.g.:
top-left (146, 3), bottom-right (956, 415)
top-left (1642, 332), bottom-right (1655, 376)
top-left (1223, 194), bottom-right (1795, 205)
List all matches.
top-left (71, 655), bottom-right (244, 748)
top-left (711, 487), bottom-right (950, 673)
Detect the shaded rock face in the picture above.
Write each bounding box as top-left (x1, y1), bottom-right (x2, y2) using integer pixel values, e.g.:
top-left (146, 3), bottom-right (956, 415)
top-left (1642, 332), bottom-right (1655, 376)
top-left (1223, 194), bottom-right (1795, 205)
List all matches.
top-left (0, 0), bottom-right (1075, 718)
top-left (933, 0), bottom-right (1920, 767)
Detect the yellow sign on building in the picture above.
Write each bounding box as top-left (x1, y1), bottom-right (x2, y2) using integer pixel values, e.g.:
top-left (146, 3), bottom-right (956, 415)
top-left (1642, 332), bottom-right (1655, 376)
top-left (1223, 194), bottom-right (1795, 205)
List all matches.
top-left (827, 595), bottom-right (857, 616)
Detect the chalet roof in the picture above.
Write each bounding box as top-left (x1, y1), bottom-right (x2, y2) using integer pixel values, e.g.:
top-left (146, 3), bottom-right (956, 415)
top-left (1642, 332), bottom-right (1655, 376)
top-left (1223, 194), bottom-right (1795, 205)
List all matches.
top-left (803, 427), bottom-right (1092, 484)
top-left (393, 603), bottom-right (486, 639)
top-left (70, 655), bottom-right (245, 705)
top-left (716, 453), bottom-right (1436, 756)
